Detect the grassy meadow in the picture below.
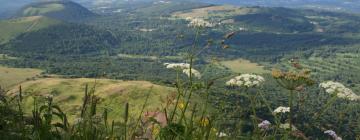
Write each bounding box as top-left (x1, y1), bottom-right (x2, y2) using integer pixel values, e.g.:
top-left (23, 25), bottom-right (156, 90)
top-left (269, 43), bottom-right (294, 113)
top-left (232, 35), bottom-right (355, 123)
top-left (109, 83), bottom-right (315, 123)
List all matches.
top-left (219, 58), bottom-right (268, 74)
top-left (0, 16), bottom-right (60, 44)
top-left (7, 78), bottom-right (178, 121)
top-left (22, 3), bottom-right (65, 16)
top-left (0, 66), bottom-right (43, 88)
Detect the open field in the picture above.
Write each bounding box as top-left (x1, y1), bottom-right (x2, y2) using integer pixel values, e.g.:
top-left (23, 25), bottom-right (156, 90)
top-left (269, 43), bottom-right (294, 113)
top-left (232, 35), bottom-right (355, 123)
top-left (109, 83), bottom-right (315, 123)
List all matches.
top-left (7, 78), bottom-right (179, 121)
top-left (0, 66), bottom-right (43, 88)
top-left (219, 58), bottom-right (268, 74)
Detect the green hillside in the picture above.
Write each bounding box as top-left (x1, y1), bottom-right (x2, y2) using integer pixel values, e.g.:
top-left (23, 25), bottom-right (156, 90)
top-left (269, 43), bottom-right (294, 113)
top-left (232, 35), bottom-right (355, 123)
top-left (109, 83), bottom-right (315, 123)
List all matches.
top-left (16, 1), bottom-right (96, 21)
top-left (233, 7), bottom-right (314, 33)
top-left (0, 66), bottom-right (43, 88)
top-left (22, 3), bottom-right (65, 16)
top-left (0, 16), bottom-right (60, 44)
top-left (7, 78), bottom-right (177, 121)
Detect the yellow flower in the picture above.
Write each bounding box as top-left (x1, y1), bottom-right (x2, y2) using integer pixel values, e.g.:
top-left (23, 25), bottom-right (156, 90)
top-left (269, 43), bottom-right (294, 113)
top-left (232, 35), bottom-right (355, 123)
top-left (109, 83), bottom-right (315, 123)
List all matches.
top-left (272, 69), bottom-right (283, 78)
top-left (211, 127), bottom-right (217, 133)
top-left (200, 117), bottom-right (210, 127)
top-left (178, 102), bottom-right (185, 110)
top-left (152, 125), bottom-right (161, 136)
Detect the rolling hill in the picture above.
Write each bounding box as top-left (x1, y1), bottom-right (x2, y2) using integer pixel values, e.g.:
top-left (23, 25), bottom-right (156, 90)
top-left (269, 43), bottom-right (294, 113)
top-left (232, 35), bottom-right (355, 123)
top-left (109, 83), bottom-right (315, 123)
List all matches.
top-left (0, 16), bottom-right (61, 44)
top-left (197, 0), bottom-right (360, 13)
top-left (2, 23), bottom-right (118, 56)
top-left (0, 66), bottom-right (43, 88)
top-left (7, 78), bottom-right (177, 121)
top-left (16, 0), bottom-right (96, 22)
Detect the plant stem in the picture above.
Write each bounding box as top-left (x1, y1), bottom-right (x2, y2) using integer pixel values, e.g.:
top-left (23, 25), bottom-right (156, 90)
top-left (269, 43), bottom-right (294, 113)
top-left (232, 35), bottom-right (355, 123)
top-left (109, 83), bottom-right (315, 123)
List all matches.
top-left (249, 93), bottom-right (259, 135)
top-left (289, 90), bottom-right (294, 133)
top-left (315, 95), bottom-right (337, 119)
top-left (170, 72), bottom-right (182, 122)
top-left (201, 88), bottom-right (210, 119)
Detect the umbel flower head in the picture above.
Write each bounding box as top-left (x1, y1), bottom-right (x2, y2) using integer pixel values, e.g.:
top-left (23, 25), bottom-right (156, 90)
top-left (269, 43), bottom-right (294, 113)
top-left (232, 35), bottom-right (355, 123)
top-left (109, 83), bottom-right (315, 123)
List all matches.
top-left (280, 123), bottom-right (297, 131)
top-left (164, 63), bottom-right (201, 79)
top-left (164, 63), bottom-right (190, 69)
top-left (226, 74), bottom-right (265, 88)
top-left (182, 68), bottom-right (201, 79)
top-left (319, 81), bottom-right (360, 101)
top-left (216, 132), bottom-right (228, 137)
top-left (272, 69), bottom-right (314, 90)
top-left (273, 106), bottom-right (290, 114)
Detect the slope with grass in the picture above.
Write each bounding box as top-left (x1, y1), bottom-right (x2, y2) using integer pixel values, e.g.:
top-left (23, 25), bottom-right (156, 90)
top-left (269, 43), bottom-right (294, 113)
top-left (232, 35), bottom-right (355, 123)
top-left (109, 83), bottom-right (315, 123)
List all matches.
top-left (16, 1), bottom-right (96, 21)
top-left (0, 66), bottom-right (43, 89)
top-left (7, 78), bottom-right (178, 121)
top-left (0, 16), bottom-right (61, 44)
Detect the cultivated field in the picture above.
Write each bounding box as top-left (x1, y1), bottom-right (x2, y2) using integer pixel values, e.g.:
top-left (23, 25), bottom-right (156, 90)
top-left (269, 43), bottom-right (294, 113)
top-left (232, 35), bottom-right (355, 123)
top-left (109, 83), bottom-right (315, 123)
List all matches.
top-left (219, 58), bottom-right (268, 74)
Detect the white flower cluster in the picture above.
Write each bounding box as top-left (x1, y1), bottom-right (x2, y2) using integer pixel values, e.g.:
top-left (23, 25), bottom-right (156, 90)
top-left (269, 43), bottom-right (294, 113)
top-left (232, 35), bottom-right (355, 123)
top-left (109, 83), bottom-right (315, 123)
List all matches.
top-left (273, 106), bottom-right (290, 114)
top-left (164, 63), bottom-right (201, 79)
top-left (324, 130), bottom-right (342, 140)
top-left (164, 63), bottom-right (190, 69)
top-left (319, 81), bottom-right (360, 101)
top-left (216, 132), bottom-right (228, 137)
top-left (279, 123), bottom-right (297, 131)
top-left (226, 74), bottom-right (265, 87)
top-left (186, 17), bottom-right (214, 28)
top-left (182, 68), bottom-right (201, 79)
top-left (258, 120), bottom-right (271, 130)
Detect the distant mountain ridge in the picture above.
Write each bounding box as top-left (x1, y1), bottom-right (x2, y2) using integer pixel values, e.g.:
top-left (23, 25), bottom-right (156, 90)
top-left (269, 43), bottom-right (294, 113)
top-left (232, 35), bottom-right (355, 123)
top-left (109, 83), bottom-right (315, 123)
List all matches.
top-left (197, 0), bottom-right (360, 13)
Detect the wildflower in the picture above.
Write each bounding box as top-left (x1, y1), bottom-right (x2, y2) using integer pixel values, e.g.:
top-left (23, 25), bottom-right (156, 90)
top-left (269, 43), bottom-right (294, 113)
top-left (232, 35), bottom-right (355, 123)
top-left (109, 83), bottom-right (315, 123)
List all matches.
top-left (271, 69), bottom-right (283, 78)
top-left (177, 102), bottom-right (185, 110)
top-left (211, 127), bottom-right (217, 133)
top-left (182, 68), bottom-right (201, 79)
top-left (258, 120), bottom-right (271, 130)
top-left (324, 130), bottom-right (342, 140)
top-left (226, 74), bottom-right (265, 88)
top-left (217, 132), bottom-right (228, 137)
top-left (280, 123), bottom-right (297, 131)
top-left (273, 106), bottom-right (290, 114)
top-left (319, 81), bottom-right (360, 101)
top-left (152, 124), bottom-right (161, 136)
top-left (164, 62), bottom-right (202, 79)
top-left (225, 79), bottom-right (237, 86)
top-left (272, 69), bottom-right (314, 90)
top-left (199, 117), bottom-right (210, 127)
top-left (164, 63), bottom-right (190, 69)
